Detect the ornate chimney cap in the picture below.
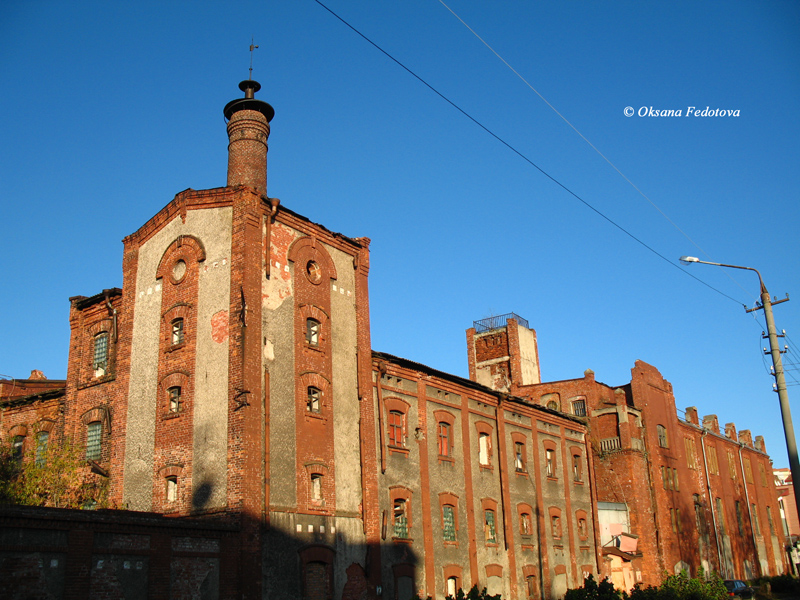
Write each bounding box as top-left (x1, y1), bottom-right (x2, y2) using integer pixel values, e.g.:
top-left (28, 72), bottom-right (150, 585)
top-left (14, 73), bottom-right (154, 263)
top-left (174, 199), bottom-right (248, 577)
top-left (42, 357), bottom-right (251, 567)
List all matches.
top-left (223, 79), bottom-right (274, 122)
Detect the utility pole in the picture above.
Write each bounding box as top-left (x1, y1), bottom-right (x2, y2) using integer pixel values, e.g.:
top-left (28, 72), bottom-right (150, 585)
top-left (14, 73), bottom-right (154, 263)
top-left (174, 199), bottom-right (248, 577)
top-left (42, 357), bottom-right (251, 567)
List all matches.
top-left (679, 257), bottom-right (800, 530)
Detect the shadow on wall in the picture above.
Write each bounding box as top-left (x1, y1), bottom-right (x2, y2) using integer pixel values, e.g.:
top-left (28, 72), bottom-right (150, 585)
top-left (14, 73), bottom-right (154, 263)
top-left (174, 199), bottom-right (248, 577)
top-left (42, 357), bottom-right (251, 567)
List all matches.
top-left (192, 481), bottom-right (213, 511)
top-left (0, 504), bottom-right (426, 600)
top-left (261, 510), bottom-right (425, 600)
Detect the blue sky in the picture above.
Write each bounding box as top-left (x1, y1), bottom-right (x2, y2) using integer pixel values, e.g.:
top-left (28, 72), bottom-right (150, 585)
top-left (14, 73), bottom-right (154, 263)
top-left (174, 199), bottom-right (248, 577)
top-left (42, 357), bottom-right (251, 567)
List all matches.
top-left (1, 1), bottom-right (798, 466)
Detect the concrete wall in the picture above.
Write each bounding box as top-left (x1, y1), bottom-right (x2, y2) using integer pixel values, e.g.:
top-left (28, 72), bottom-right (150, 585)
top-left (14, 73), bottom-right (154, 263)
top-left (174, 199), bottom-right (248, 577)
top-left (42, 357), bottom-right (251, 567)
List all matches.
top-left (123, 207), bottom-right (232, 511)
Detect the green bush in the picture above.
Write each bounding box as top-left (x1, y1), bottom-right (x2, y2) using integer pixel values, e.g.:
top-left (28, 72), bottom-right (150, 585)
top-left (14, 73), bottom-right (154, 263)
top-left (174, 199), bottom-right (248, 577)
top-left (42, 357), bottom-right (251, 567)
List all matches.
top-left (566, 572), bottom-right (728, 600)
top-left (627, 572), bottom-right (727, 600)
top-left (565, 575), bottom-right (622, 600)
top-left (414, 584), bottom-right (501, 600)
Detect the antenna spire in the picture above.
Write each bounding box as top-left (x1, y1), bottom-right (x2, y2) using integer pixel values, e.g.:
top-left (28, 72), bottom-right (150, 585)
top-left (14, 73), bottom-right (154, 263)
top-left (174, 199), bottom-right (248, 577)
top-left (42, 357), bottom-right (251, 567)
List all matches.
top-left (249, 37), bottom-right (259, 79)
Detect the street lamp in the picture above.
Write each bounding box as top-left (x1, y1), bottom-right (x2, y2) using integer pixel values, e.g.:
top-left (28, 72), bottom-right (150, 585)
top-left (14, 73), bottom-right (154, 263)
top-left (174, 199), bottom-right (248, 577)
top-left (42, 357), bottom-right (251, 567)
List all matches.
top-left (679, 256), bottom-right (800, 529)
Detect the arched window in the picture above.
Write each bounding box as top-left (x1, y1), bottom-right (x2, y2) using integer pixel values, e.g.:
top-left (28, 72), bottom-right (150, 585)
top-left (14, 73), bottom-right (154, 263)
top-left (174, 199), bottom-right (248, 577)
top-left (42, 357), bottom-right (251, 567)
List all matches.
top-left (446, 577), bottom-right (458, 599)
top-left (12, 435), bottom-right (25, 461)
top-left (93, 332), bottom-right (109, 375)
top-left (311, 474), bottom-right (323, 503)
top-left (86, 421), bottom-right (102, 461)
top-left (171, 318), bottom-right (184, 345)
top-left (438, 422), bottom-right (451, 457)
top-left (478, 433), bottom-right (490, 466)
top-left (393, 498), bottom-right (409, 538)
top-left (307, 387), bottom-right (321, 413)
top-left (520, 511), bottom-right (532, 535)
top-left (166, 476), bottom-right (178, 503)
top-left (571, 398), bottom-right (586, 416)
top-left (572, 453), bottom-right (582, 482)
top-left (657, 424), bottom-right (668, 448)
top-left (388, 411), bottom-right (404, 447)
top-left (35, 431), bottom-right (49, 467)
top-left (168, 386), bottom-right (182, 413)
top-left (545, 448), bottom-right (557, 478)
top-left (443, 505), bottom-right (456, 541)
top-left (306, 318), bottom-right (320, 346)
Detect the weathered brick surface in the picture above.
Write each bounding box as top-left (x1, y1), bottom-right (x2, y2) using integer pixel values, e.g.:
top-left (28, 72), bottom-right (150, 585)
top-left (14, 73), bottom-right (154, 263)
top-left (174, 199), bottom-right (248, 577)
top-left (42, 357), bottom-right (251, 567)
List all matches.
top-left (0, 506), bottom-right (240, 600)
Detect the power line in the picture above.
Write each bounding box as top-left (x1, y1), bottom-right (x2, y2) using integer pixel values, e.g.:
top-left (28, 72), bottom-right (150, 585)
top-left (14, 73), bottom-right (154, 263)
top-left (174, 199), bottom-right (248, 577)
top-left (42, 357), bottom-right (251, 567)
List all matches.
top-left (437, 0), bottom-right (755, 305)
top-left (312, 0), bottom-right (743, 305)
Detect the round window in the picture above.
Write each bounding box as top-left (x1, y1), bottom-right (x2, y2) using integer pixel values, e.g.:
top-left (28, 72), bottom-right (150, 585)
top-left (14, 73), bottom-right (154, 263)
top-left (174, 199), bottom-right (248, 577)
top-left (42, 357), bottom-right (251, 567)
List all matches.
top-left (306, 260), bottom-right (321, 283)
top-left (172, 259), bottom-right (187, 283)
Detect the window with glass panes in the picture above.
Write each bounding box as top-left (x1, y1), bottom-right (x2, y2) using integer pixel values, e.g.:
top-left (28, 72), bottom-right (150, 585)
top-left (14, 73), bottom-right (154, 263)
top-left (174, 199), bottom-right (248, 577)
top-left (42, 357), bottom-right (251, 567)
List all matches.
top-left (169, 387), bottom-right (182, 413)
top-left (572, 399), bottom-right (586, 416)
top-left (12, 435), bottom-right (24, 461)
top-left (307, 387), bottom-right (321, 413)
top-left (93, 332), bottom-right (109, 372)
top-left (438, 422), bottom-right (450, 456)
top-left (393, 499), bottom-right (408, 538)
top-left (388, 411), bottom-right (404, 447)
top-left (515, 442), bottom-right (525, 471)
top-left (86, 421), bottom-right (102, 461)
top-left (520, 512), bottom-right (532, 535)
top-left (443, 505), bottom-right (456, 541)
top-left (484, 510), bottom-right (496, 543)
top-left (171, 318), bottom-right (184, 345)
top-left (35, 431), bottom-right (49, 466)
top-left (657, 424), bottom-right (668, 448)
top-left (545, 449), bottom-right (555, 477)
top-left (306, 318), bottom-right (320, 346)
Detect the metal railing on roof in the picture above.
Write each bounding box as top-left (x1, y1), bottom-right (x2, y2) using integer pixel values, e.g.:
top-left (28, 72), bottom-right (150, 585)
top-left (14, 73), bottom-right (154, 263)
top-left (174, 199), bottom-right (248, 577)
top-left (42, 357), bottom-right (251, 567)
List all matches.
top-left (473, 313), bottom-right (529, 333)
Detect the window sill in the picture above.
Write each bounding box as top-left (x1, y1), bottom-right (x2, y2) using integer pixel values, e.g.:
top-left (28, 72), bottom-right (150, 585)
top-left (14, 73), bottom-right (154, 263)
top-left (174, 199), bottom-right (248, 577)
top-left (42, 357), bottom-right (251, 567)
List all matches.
top-left (78, 373), bottom-right (116, 390)
top-left (162, 411), bottom-right (184, 420)
top-left (546, 476), bottom-right (558, 482)
top-left (443, 540), bottom-right (458, 547)
top-left (304, 412), bottom-right (327, 424)
top-left (573, 480), bottom-right (584, 485)
top-left (438, 455), bottom-right (454, 465)
top-left (392, 537), bottom-right (413, 545)
top-left (165, 342), bottom-right (186, 353)
top-left (479, 464), bottom-right (493, 472)
top-left (485, 542), bottom-right (499, 548)
top-left (388, 446), bottom-right (409, 457)
top-left (515, 469), bottom-right (528, 478)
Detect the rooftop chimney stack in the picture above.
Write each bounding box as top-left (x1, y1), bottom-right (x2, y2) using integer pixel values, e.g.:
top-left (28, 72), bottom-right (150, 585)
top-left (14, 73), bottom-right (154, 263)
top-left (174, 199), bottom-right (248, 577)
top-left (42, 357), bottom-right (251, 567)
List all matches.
top-left (223, 79), bottom-right (274, 196)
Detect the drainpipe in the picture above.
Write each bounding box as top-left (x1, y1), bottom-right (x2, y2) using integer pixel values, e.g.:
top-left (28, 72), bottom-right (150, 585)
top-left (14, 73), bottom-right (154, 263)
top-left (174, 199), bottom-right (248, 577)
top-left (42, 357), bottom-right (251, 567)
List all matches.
top-left (700, 430), bottom-right (725, 577)
top-left (738, 444), bottom-right (761, 577)
top-left (263, 197), bottom-right (279, 279)
top-left (377, 363), bottom-right (387, 474)
top-left (103, 289), bottom-right (118, 342)
top-left (496, 394), bottom-right (510, 551)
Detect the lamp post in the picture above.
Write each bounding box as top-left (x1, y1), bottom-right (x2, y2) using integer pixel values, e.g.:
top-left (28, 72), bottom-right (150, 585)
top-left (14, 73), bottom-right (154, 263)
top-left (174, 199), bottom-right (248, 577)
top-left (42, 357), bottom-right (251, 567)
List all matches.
top-left (679, 256), bottom-right (800, 529)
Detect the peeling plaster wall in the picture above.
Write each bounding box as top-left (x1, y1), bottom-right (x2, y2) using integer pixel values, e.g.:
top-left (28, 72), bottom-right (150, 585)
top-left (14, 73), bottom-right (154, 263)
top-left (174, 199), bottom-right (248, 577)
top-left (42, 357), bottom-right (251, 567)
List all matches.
top-left (123, 207), bottom-right (232, 511)
top-left (330, 247), bottom-right (361, 514)
top-left (518, 326), bottom-right (541, 385)
top-left (263, 221), bottom-right (298, 509)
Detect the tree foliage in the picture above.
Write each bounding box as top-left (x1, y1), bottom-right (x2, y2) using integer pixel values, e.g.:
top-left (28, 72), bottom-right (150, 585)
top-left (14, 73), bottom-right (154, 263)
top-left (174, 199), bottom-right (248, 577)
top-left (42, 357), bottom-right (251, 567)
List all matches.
top-left (0, 438), bottom-right (110, 509)
top-left (414, 584), bottom-right (502, 600)
top-left (566, 575), bottom-right (623, 600)
top-left (566, 573), bottom-right (728, 600)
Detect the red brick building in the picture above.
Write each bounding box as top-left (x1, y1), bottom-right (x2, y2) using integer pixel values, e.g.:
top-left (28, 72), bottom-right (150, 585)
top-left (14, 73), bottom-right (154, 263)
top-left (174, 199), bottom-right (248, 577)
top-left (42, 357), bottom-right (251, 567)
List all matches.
top-left (1, 80), bottom-right (601, 600)
top-left (0, 80), bottom-right (787, 599)
top-left (467, 316), bottom-right (788, 588)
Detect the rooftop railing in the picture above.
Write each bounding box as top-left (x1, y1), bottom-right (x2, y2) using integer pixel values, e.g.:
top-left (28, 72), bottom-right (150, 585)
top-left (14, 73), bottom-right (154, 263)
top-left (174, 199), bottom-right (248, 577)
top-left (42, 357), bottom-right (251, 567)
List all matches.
top-left (473, 313), bottom-right (529, 333)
